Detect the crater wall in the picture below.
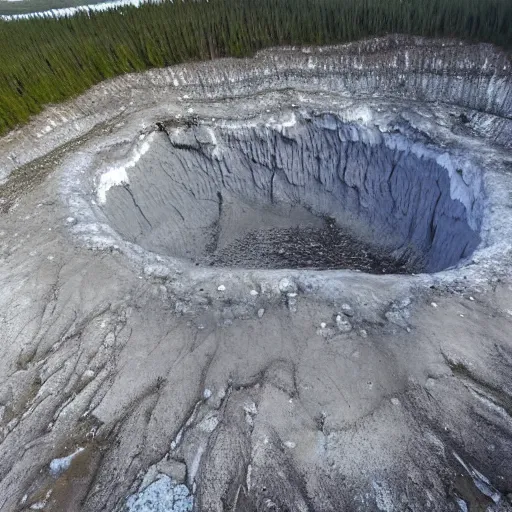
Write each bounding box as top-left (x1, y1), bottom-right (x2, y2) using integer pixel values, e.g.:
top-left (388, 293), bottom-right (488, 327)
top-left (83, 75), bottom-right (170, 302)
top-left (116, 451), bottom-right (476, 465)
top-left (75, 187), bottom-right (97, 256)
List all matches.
top-left (99, 113), bottom-right (483, 273)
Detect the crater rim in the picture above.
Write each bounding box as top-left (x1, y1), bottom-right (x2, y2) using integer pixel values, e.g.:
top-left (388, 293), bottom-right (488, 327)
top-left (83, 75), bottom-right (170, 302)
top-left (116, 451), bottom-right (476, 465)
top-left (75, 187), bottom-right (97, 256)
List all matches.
top-left (93, 110), bottom-right (484, 276)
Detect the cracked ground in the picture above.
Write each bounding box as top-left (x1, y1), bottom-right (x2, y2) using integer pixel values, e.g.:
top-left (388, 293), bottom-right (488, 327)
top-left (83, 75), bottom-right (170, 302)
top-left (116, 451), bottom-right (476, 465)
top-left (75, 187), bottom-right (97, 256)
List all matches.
top-left (0, 36), bottom-right (511, 511)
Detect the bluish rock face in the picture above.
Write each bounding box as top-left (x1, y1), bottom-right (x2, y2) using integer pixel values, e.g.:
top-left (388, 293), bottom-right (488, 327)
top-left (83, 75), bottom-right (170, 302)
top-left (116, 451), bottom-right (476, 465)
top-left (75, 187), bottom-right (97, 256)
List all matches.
top-left (100, 112), bottom-right (482, 273)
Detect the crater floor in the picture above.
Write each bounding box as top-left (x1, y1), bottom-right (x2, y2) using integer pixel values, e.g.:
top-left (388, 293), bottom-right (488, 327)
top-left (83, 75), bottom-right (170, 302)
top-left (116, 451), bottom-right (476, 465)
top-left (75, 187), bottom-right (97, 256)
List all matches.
top-left (0, 36), bottom-right (511, 512)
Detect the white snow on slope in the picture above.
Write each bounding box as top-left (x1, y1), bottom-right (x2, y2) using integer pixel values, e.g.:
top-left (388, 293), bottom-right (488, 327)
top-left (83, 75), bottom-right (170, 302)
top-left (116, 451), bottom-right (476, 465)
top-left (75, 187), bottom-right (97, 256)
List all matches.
top-left (97, 132), bottom-right (154, 204)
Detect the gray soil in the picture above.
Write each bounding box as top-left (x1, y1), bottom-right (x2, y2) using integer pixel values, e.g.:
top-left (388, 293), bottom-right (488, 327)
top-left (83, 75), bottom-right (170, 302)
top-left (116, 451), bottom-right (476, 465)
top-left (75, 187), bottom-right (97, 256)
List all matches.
top-left (0, 35), bottom-right (511, 512)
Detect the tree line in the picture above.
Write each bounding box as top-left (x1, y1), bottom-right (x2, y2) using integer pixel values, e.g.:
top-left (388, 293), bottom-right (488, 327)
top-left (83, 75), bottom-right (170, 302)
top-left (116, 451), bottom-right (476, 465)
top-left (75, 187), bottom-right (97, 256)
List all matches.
top-left (0, 0), bottom-right (511, 135)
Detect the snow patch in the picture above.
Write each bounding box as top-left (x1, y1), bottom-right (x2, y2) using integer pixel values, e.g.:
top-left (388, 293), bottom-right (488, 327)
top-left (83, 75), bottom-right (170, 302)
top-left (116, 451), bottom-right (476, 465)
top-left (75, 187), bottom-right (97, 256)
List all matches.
top-left (97, 132), bottom-right (154, 204)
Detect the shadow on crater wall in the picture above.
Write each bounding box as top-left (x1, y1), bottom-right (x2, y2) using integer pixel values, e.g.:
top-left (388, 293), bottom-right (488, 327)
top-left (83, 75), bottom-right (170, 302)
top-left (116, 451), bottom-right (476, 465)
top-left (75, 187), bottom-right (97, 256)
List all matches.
top-left (99, 112), bottom-right (483, 273)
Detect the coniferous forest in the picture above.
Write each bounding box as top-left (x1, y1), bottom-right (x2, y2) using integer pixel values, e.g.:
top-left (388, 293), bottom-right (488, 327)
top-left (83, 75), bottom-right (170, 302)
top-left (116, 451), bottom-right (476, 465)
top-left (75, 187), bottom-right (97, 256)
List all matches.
top-left (0, 0), bottom-right (511, 136)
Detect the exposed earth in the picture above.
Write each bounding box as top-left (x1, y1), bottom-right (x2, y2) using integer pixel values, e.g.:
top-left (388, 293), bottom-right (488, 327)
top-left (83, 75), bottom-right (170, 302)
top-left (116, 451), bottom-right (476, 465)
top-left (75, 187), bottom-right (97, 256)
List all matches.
top-left (0, 36), bottom-right (511, 511)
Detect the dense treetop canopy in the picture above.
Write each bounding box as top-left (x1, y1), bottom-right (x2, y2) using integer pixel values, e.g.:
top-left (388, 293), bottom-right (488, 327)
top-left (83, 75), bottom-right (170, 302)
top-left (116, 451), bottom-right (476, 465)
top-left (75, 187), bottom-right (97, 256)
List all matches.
top-left (0, 0), bottom-right (511, 135)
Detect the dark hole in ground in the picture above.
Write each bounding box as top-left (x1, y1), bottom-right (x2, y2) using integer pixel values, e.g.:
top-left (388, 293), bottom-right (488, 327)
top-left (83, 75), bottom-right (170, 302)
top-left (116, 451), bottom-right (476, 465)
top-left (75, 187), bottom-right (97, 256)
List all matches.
top-left (99, 113), bottom-right (482, 274)
top-left (199, 217), bottom-right (414, 274)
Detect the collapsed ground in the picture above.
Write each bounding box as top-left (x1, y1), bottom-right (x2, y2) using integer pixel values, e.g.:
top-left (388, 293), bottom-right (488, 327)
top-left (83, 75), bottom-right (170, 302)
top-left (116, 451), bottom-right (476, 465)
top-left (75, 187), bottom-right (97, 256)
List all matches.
top-left (0, 36), bottom-right (511, 512)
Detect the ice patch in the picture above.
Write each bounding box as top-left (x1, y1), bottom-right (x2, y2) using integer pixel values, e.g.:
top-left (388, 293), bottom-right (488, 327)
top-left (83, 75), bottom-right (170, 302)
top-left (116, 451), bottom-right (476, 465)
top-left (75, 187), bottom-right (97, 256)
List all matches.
top-left (372, 481), bottom-right (393, 511)
top-left (29, 490), bottom-right (52, 510)
top-left (49, 447), bottom-right (84, 477)
top-left (455, 497), bottom-right (469, 512)
top-left (125, 475), bottom-right (193, 512)
top-left (453, 451), bottom-right (501, 503)
top-left (205, 126), bottom-right (221, 157)
top-left (343, 106), bottom-right (374, 125)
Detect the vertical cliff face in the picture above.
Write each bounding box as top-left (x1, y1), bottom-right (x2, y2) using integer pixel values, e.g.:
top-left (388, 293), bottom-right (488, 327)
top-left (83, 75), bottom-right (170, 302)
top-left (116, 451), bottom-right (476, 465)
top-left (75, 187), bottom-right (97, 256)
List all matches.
top-left (99, 113), bottom-right (483, 273)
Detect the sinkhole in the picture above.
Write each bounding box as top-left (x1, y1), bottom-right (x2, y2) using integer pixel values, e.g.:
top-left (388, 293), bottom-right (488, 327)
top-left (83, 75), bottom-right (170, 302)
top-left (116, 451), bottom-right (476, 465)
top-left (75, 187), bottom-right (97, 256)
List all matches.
top-left (97, 112), bottom-right (483, 274)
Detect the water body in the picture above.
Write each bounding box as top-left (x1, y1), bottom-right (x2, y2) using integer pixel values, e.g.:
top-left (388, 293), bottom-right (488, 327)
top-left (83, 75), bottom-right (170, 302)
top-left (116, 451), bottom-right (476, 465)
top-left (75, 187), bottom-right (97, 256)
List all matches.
top-left (0, 0), bottom-right (149, 20)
